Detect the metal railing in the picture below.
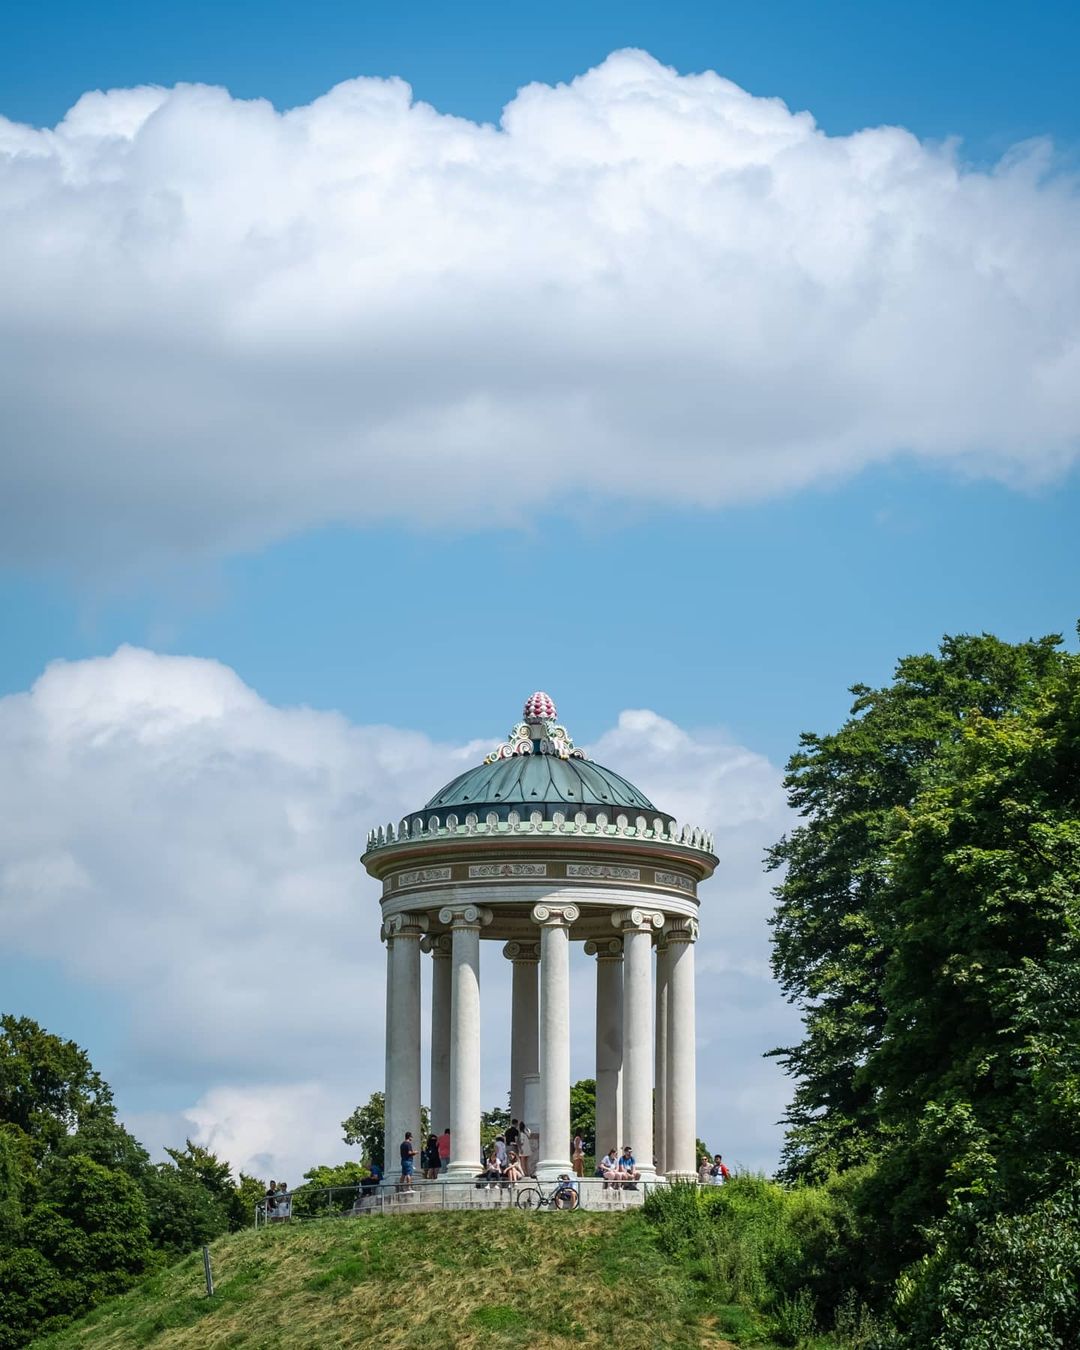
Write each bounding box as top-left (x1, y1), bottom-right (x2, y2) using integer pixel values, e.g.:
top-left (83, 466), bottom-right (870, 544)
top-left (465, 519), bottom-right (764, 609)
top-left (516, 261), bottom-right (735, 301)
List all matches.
top-left (255, 1175), bottom-right (665, 1226)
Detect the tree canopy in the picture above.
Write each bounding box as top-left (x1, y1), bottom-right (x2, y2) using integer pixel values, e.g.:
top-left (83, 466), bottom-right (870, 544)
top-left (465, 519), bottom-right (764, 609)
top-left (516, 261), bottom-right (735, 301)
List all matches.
top-left (0, 1017), bottom-right (264, 1348)
top-left (767, 627), bottom-right (1080, 1342)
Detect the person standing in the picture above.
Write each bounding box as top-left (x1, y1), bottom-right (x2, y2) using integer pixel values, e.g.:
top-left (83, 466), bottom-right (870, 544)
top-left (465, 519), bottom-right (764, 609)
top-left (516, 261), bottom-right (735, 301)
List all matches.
top-left (518, 1121), bottom-right (533, 1176)
top-left (710, 1154), bottom-right (730, 1184)
top-left (571, 1133), bottom-right (585, 1178)
top-left (399, 1131), bottom-right (417, 1189)
top-left (422, 1133), bottom-right (440, 1179)
top-left (437, 1127), bottom-right (451, 1173)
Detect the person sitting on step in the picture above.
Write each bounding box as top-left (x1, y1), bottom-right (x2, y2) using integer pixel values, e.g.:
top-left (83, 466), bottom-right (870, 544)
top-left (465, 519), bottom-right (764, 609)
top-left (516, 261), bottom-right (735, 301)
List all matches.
top-left (599, 1148), bottom-right (621, 1187)
top-left (617, 1146), bottom-right (640, 1186)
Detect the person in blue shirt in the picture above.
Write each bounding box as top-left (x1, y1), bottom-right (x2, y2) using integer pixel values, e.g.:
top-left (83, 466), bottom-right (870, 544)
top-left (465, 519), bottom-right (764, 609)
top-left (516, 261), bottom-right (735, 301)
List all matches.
top-left (399, 1132), bottom-right (416, 1189)
top-left (618, 1146), bottom-right (640, 1183)
top-left (359, 1161), bottom-right (383, 1197)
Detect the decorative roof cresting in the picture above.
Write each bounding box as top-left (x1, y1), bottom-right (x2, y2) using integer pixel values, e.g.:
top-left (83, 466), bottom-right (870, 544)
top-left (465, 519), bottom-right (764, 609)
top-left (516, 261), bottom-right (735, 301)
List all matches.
top-left (484, 691), bottom-right (588, 764)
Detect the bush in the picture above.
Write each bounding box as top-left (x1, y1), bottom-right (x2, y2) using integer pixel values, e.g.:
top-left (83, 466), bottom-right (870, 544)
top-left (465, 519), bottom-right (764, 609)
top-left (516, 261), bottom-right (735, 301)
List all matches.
top-left (894, 1180), bottom-right (1080, 1348)
top-left (642, 1172), bottom-right (872, 1331)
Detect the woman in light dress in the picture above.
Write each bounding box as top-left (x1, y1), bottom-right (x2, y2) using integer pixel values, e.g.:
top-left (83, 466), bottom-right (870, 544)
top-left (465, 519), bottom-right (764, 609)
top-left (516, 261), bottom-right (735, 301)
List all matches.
top-left (518, 1122), bottom-right (533, 1175)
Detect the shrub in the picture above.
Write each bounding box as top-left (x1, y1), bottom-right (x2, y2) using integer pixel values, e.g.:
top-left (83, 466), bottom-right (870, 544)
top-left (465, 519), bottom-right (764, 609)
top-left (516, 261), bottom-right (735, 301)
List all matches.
top-left (894, 1180), bottom-right (1080, 1348)
top-left (642, 1172), bottom-right (871, 1327)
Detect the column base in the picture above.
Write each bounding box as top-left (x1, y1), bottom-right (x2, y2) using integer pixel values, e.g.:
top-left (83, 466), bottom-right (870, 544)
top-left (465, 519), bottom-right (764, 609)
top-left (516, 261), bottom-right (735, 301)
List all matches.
top-left (444, 1162), bottom-right (481, 1182)
top-left (534, 1158), bottom-right (574, 1182)
top-left (665, 1170), bottom-right (696, 1184)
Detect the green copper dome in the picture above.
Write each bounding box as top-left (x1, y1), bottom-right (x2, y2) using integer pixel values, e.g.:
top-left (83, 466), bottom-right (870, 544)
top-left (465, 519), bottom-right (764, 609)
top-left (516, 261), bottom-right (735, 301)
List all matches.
top-left (426, 752), bottom-right (656, 813)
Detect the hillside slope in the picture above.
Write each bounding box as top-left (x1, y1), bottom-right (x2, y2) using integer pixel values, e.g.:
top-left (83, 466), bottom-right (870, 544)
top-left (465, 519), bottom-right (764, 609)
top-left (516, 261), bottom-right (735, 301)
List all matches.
top-left (31, 1210), bottom-right (754, 1349)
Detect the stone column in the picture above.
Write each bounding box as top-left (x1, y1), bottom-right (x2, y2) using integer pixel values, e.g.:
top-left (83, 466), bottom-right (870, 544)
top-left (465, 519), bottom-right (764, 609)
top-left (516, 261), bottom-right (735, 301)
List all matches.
top-left (503, 941), bottom-right (540, 1125)
top-left (666, 917), bottom-right (699, 1181)
top-left (614, 908), bottom-right (664, 1182)
top-left (585, 937), bottom-right (623, 1160)
top-left (382, 913), bottom-right (427, 1184)
top-left (654, 935), bottom-right (670, 1177)
top-left (440, 905), bottom-right (491, 1180)
top-left (422, 934), bottom-right (452, 1138)
top-left (532, 903), bottom-right (579, 1181)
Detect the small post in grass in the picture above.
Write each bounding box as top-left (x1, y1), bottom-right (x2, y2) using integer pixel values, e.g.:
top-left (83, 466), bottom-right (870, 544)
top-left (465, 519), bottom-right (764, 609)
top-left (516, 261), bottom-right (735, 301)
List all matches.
top-left (202, 1245), bottom-right (215, 1298)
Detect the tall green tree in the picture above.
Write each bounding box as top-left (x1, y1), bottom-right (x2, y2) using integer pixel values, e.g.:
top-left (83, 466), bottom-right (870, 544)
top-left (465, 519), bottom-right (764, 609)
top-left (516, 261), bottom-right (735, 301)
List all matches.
top-left (0, 1018), bottom-right (263, 1346)
top-left (766, 632), bottom-right (1069, 1181)
top-left (569, 1078), bottom-right (596, 1153)
top-left (0, 1015), bottom-right (115, 1160)
top-left (860, 654), bottom-right (1080, 1286)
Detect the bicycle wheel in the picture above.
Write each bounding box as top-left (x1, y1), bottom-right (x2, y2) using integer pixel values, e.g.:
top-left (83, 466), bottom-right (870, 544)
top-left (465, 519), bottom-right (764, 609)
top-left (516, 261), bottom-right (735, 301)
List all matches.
top-left (515, 1187), bottom-right (542, 1210)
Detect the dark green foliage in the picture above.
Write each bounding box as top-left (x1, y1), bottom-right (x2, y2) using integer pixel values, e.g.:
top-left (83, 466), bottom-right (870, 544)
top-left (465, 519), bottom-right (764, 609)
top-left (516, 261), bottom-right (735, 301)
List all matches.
top-left (0, 1156), bottom-right (153, 1348)
top-left (767, 626), bottom-right (1080, 1341)
top-left (480, 1101), bottom-right (510, 1150)
top-left (0, 1017), bottom-right (114, 1161)
top-left (767, 632), bottom-right (1067, 1182)
top-left (895, 1180), bottom-right (1080, 1348)
top-left (341, 1089), bottom-right (429, 1169)
top-left (569, 1078), bottom-right (596, 1152)
top-left (0, 1017), bottom-right (263, 1347)
top-left (292, 1162), bottom-right (369, 1217)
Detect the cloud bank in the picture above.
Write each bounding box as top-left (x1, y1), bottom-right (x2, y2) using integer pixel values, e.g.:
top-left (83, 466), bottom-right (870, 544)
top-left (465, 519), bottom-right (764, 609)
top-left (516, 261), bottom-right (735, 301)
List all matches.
top-left (1, 50), bottom-right (1078, 566)
top-left (0, 648), bottom-right (795, 1179)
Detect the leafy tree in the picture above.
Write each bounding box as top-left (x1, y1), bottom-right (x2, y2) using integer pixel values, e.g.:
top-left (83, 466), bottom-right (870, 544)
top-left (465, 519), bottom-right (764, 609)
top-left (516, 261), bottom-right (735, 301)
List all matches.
top-left (481, 1102), bottom-right (510, 1151)
top-left (766, 632), bottom-right (1069, 1182)
top-left (0, 1018), bottom-right (264, 1345)
top-left (0, 1016), bottom-right (115, 1159)
top-left (569, 1078), bottom-right (596, 1153)
top-left (293, 1161), bottom-right (370, 1217)
top-left (0, 1155), bottom-right (153, 1348)
top-left (342, 1091), bottom-right (429, 1169)
top-left (895, 1180), bottom-right (1080, 1349)
top-left (0, 1128), bottom-right (26, 1245)
top-left (857, 655), bottom-right (1080, 1279)
top-left (162, 1139), bottom-right (259, 1232)
top-left (141, 1164), bottom-right (229, 1256)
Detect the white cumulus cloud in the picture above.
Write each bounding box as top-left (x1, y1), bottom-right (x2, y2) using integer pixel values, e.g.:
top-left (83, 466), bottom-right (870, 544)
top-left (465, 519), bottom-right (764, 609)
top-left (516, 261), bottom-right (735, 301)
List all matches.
top-left (0, 647), bottom-right (795, 1178)
top-left (1, 50), bottom-right (1078, 567)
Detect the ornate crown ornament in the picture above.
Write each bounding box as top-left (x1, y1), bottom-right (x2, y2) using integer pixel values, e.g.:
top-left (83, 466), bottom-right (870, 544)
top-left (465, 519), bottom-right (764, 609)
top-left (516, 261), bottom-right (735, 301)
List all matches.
top-left (483, 691), bottom-right (589, 763)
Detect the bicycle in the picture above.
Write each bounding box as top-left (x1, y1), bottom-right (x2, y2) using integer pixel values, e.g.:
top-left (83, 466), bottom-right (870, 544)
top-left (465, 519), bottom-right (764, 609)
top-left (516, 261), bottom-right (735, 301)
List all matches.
top-left (515, 1178), bottom-right (580, 1211)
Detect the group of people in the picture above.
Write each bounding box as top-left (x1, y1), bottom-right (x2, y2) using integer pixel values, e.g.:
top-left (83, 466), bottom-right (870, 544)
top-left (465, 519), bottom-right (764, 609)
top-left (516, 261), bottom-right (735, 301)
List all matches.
top-left (595, 1146), bottom-right (642, 1187)
top-left (698, 1153), bottom-right (730, 1184)
top-left (396, 1127), bottom-right (730, 1191)
top-left (263, 1179), bottom-right (292, 1220)
top-left (398, 1119), bottom-right (537, 1187)
top-left (479, 1119), bottom-right (536, 1184)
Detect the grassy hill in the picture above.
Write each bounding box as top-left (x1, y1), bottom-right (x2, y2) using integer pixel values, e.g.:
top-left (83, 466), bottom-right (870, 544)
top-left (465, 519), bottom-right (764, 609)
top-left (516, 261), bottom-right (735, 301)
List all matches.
top-left (31, 1209), bottom-right (773, 1349)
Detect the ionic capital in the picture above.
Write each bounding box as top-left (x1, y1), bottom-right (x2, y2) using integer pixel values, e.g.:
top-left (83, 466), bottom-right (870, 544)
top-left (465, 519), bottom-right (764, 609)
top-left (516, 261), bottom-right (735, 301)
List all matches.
top-left (421, 933), bottom-right (453, 957)
top-left (502, 940), bottom-right (541, 963)
top-left (612, 907), bottom-right (665, 934)
top-left (383, 912), bottom-right (429, 941)
top-left (665, 916), bottom-right (699, 945)
top-left (531, 902), bottom-right (580, 927)
top-left (438, 904), bottom-right (493, 929)
top-left (584, 937), bottom-right (624, 961)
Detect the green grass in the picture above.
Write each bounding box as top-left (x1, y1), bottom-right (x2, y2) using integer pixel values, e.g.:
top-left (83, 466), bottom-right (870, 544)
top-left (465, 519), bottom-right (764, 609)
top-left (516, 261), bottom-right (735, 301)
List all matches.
top-left (30, 1210), bottom-right (786, 1349)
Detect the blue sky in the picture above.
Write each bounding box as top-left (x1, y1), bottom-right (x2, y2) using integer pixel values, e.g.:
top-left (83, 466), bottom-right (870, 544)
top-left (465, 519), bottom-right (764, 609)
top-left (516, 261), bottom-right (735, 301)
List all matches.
top-left (1, 2), bottom-right (1077, 1178)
